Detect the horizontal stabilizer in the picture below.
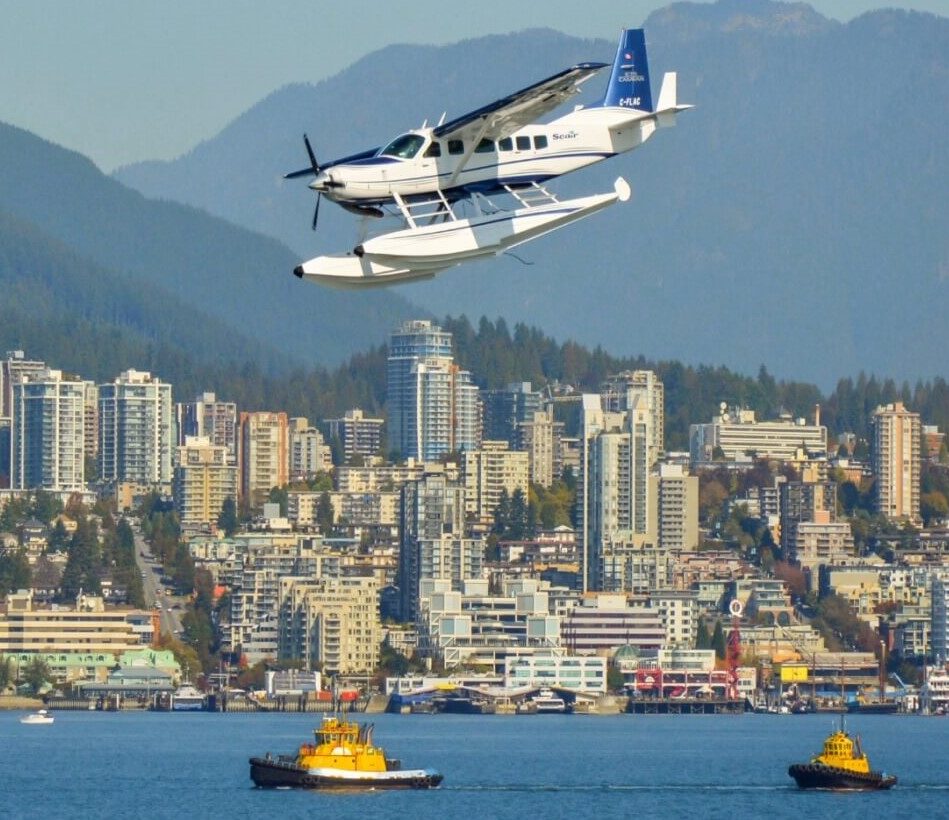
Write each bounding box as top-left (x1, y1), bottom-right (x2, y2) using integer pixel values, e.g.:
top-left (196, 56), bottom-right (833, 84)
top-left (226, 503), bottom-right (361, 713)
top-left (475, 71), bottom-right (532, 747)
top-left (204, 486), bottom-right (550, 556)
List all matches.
top-left (655, 71), bottom-right (694, 126)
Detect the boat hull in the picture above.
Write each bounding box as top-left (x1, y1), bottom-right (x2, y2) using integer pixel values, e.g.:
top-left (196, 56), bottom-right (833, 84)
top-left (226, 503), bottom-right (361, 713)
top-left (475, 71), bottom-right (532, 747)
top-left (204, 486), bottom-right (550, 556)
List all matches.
top-left (788, 763), bottom-right (897, 790)
top-left (249, 757), bottom-right (443, 790)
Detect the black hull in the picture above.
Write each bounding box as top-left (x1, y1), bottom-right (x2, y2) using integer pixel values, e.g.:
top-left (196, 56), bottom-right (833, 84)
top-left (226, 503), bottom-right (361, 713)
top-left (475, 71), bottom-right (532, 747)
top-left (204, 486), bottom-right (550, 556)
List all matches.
top-left (788, 763), bottom-right (897, 790)
top-left (249, 757), bottom-right (442, 790)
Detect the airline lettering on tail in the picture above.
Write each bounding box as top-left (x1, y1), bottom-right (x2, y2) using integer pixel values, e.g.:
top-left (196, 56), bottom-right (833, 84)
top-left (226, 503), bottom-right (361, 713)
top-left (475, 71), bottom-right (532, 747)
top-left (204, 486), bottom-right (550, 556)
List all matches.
top-left (618, 71), bottom-right (644, 83)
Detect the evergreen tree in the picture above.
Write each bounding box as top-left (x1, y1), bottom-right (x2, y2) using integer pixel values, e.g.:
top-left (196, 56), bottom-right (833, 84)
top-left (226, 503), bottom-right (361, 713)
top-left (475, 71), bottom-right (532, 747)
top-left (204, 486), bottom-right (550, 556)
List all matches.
top-left (0, 550), bottom-right (31, 595)
top-left (59, 517), bottom-right (100, 600)
top-left (217, 497), bottom-right (239, 536)
top-left (695, 618), bottom-right (711, 650)
top-left (46, 519), bottom-right (70, 552)
top-left (316, 492), bottom-right (334, 535)
top-left (711, 620), bottom-right (726, 660)
top-left (22, 656), bottom-right (50, 695)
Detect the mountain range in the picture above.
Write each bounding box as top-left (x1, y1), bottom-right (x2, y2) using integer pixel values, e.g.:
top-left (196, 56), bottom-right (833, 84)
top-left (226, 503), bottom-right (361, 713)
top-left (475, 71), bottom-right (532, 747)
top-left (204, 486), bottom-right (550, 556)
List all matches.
top-left (112, 0), bottom-right (948, 388)
top-left (0, 122), bottom-right (419, 380)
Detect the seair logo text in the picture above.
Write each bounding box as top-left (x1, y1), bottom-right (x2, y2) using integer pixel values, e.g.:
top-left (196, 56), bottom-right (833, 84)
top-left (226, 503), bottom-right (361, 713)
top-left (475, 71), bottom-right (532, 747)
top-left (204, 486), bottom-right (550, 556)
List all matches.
top-left (552, 131), bottom-right (578, 140)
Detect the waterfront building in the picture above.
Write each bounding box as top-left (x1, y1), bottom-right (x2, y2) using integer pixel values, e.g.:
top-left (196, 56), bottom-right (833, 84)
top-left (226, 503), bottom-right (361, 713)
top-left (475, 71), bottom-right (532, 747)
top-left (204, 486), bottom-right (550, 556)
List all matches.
top-left (418, 578), bottom-right (562, 673)
top-left (11, 370), bottom-right (89, 492)
top-left (872, 402), bottom-right (921, 524)
top-left (650, 590), bottom-right (698, 649)
top-left (173, 436), bottom-right (238, 527)
top-left (277, 575), bottom-right (381, 675)
top-left (0, 590), bottom-right (151, 657)
top-left (482, 382), bottom-right (543, 448)
top-left (335, 459), bottom-right (459, 493)
top-left (326, 408), bottom-right (384, 462)
top-left (561, 593), bottom-right (665, 655)
top-left (398, 467), bottom-right (470, 622)
top-left (504, 653), bottom-right (607, 693)
top-left (462, 440), bottom-right (530, 523)
top-left (98, 369), bottom-right (173, 488)
top-left (600, 370), bottom-right (664, 466)
top-left (689, 405), bottom-right (827, 465)
top-left (288, 417), bottom-right (332, 481)
top-left (175, 392), bottom-right (237, 465)
top-left (239, 411), bottom-right (288, 510)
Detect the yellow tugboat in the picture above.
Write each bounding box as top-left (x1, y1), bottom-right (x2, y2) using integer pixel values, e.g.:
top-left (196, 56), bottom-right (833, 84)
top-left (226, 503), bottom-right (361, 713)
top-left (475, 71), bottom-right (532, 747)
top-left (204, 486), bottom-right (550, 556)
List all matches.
top-left (249, 715), bottom-right (443, 790)
top-left (788, 718), bottom-right (896, 790)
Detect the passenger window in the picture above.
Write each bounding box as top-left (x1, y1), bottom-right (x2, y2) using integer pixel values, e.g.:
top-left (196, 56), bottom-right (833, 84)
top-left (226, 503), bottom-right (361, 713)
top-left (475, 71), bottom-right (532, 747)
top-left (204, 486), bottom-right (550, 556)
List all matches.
top-left (474, 139), bottom-right (495, 153)
top-left (534, 135), bottom-right (548, 150)
top-left (424, 141), bottom-right (442, 158)
top-left (448, 139), bottom-right (464, 155)
top-left (498, 138), bottom-right (513, 152)
top-left (516, 136), bottom-right (531, 151)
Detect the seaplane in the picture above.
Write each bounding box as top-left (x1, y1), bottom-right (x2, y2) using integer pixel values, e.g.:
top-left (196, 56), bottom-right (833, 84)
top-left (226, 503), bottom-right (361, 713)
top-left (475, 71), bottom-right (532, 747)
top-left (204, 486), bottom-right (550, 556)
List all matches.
top-left (286, 28), bottom-right (691, 288)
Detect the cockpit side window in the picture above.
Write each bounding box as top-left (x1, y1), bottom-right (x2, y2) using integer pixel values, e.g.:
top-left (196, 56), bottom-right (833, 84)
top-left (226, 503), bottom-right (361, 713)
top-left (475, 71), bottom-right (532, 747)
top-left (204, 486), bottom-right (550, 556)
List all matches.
top-left (424, 141), bottom-right (442, 158)
top-left (381, 134), bottom-right (426, 159)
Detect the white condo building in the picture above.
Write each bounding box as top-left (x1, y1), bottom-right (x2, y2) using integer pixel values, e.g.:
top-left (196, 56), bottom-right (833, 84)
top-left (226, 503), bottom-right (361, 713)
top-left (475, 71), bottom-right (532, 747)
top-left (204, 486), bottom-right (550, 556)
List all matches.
top-left (12, 369), bottom-right (89, 492)
top-left (872, 402), bottom-right (921, 524)
top-left (578, 393), bottom-right (656, 592)
top-left (98, 369), bottom-right (173, 487)
top-left (386, 320), bottom-right (480, 461)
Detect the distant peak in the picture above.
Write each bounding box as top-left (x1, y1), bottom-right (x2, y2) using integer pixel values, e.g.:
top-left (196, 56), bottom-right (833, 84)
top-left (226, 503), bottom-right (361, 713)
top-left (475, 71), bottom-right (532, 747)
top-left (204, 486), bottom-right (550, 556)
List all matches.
top-left (646, 0), bottom-right (836, 40)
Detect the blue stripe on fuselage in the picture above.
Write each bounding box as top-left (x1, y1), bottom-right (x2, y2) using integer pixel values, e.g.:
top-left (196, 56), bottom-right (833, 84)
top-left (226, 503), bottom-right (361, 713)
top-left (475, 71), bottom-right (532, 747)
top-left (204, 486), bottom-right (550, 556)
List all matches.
top-left (329, 150), bottom-right (615, 206)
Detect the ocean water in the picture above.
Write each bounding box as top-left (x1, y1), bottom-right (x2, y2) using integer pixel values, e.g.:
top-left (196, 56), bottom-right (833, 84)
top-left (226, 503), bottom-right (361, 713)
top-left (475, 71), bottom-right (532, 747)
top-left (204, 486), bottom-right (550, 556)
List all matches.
top-left (2, 710), bottom-right (946, 819)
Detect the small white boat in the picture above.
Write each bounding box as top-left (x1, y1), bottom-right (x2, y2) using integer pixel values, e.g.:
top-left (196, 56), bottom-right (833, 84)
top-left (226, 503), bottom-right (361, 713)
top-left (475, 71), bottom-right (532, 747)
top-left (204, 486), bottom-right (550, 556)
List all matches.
top-left (20, 709), bottom-right (54, 725)
top-left (531, 688), bottom-right (567, 714)
top-left (172, 683), bottom-right (206, 711)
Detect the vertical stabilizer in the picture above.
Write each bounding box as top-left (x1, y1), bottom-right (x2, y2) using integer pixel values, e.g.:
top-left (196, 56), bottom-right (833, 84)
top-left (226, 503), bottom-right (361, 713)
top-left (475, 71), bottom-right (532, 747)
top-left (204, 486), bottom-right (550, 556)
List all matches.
top-left (600, 29), bottom-right (653, 112)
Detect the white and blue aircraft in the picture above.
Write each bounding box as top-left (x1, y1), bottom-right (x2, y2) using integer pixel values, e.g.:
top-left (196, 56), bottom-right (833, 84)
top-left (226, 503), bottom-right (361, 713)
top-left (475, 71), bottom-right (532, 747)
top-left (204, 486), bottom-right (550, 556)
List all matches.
top-left (287, 28), bottom-right (690, 288)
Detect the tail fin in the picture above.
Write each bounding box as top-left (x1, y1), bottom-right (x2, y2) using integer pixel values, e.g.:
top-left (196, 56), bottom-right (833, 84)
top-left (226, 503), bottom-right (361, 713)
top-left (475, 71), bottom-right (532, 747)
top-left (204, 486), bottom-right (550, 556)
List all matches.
top-left (599, 29), bottom-right (653, 112)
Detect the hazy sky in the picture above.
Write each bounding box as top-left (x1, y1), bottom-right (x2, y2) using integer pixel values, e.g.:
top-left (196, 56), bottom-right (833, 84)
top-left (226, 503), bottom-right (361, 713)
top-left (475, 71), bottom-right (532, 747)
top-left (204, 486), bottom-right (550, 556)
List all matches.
top-left (1, 0), bottom-right (943, 171)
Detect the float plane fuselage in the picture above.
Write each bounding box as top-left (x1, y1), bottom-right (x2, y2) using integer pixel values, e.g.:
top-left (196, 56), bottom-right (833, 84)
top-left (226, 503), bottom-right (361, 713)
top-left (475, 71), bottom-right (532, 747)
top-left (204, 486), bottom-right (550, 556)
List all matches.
top-left (287, 29), bottom-right (691, 287)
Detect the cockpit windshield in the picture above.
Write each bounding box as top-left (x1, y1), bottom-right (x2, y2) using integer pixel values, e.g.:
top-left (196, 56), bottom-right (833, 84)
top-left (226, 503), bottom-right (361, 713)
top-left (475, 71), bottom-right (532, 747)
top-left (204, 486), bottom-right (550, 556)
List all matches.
top-left (380, 133), bottom-right (426, 159)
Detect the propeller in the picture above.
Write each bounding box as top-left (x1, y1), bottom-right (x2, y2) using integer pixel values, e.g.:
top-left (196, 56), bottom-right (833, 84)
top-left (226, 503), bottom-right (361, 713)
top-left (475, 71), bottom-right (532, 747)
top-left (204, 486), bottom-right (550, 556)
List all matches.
top-left (285, 134), bottom-right (323, 230)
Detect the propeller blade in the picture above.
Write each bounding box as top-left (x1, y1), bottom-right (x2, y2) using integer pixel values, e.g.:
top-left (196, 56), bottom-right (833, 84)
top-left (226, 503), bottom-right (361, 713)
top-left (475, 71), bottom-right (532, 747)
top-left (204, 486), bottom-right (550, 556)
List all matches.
top-left (311, 193), bottom-right (321, 231)
top-left (304, 134), bottom-right (319, 173)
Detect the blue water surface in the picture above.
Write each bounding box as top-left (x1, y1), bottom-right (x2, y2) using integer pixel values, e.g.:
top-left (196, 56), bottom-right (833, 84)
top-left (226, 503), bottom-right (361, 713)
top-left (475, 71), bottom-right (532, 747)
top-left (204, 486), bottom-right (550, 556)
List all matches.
top-left (1, 710), bottom-right (946, 819)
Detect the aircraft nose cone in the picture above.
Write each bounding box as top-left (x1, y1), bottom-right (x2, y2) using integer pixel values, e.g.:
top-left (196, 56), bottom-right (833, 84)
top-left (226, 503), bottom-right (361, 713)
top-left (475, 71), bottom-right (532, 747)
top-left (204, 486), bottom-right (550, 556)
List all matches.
top-left (293, 265), bottom-right (304, 278)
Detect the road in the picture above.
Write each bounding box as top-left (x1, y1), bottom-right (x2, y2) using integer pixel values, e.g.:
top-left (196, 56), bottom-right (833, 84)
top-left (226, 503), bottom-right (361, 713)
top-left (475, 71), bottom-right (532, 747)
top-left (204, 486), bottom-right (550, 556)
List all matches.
top-left (131, 521), bottom-right (184, 637)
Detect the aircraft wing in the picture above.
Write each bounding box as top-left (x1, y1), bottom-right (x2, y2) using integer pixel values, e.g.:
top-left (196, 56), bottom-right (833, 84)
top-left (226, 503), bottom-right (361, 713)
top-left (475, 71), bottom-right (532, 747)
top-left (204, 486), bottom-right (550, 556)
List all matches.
top-left (433, 62), bottom-right (607, 143)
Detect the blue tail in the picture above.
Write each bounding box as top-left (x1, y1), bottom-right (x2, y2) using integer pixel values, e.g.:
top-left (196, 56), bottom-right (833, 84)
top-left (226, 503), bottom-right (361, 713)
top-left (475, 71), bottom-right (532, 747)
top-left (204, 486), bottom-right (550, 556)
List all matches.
top-left (599, 29), bottom-right (653, 112)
